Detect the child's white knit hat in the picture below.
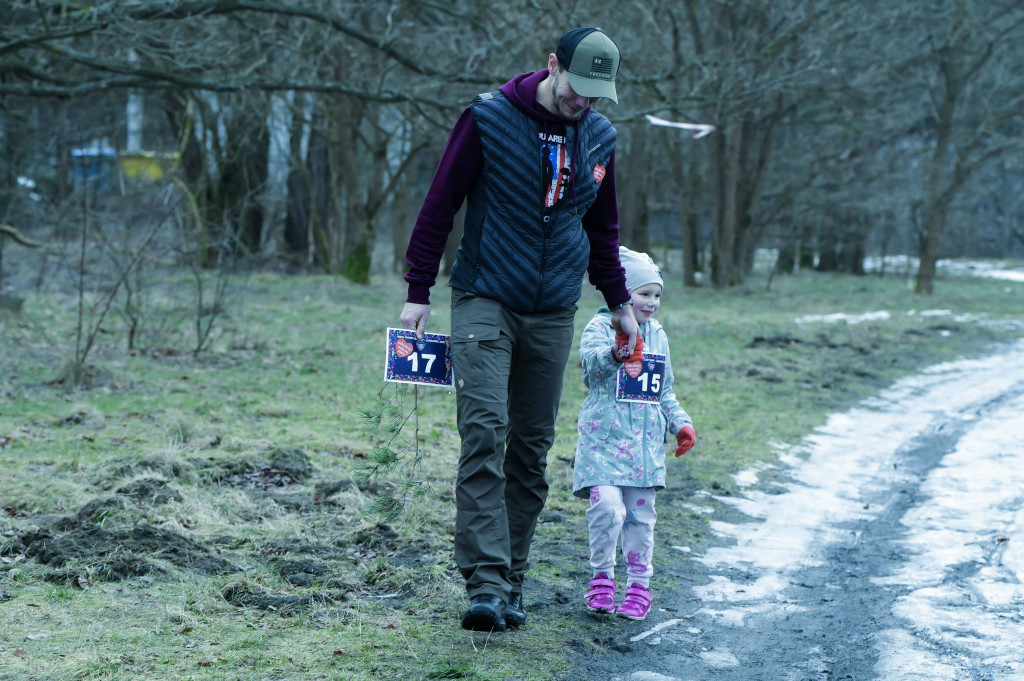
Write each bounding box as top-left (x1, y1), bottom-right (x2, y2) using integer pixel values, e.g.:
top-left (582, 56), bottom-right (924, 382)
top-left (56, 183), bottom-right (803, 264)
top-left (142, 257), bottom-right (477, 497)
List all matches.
top-left (619, 246), bottom-right (663, 292)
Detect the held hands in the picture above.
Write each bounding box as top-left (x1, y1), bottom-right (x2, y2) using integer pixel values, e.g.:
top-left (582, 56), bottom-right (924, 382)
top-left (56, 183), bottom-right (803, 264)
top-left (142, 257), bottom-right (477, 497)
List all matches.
top-left (613, 333), bottom-right (644, 363)
top-left (675, 426), bottom-right (696, 457)
top-left (610, 305), bottom-right (639, 356)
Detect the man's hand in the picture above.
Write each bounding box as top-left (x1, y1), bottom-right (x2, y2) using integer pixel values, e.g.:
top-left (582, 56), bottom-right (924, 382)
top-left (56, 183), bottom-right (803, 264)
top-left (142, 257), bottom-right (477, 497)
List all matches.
top-left (610, 305), bottom-right (638, 356)
top-left (401, 302), bottom-right (431, 339)
top-left (613, 333), bottom-right (644, 363)
top-left (675, 426), bottom-right (696, 457)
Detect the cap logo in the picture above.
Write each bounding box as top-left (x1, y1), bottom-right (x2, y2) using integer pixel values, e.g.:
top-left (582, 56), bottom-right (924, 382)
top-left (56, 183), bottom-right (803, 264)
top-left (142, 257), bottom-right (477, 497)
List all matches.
top-left (590, 56), bottom-right (614, 77)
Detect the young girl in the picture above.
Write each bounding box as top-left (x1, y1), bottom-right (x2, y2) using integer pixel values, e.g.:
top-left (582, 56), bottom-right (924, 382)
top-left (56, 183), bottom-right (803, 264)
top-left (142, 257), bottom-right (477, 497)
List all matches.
top-left (573, 246), bottom-right (696, 621)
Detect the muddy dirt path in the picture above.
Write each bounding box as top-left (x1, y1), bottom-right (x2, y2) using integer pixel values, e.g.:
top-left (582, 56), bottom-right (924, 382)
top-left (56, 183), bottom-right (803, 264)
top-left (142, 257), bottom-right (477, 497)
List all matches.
top-left (564, 340), bottom-right (1024, 681)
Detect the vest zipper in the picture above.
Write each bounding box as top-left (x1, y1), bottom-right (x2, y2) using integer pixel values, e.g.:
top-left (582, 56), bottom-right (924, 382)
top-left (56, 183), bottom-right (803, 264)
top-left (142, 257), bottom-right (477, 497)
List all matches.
top-left (534, 211), bottom-right (553, 310)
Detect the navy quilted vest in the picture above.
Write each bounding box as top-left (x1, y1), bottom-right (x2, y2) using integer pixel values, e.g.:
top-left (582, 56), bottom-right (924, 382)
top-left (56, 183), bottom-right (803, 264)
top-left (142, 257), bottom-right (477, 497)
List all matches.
top-left (448, 91), bottom-right (616, 313)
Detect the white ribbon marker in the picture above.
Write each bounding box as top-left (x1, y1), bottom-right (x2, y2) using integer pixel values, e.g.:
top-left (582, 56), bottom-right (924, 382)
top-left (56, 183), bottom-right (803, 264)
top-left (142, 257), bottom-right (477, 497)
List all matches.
top-left (645, 114), bottom-right (716, 139)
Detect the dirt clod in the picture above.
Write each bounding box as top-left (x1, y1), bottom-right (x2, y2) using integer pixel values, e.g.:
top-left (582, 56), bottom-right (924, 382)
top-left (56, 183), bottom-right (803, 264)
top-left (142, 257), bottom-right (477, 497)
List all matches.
top-left (268, 448), bottom-right (312, 480)
top-left (221, 581), bottom-right (333, 612)
top-left (19, 521), bottom-right (231, 579)
top-left (116, 478), bottom-right (184, 504)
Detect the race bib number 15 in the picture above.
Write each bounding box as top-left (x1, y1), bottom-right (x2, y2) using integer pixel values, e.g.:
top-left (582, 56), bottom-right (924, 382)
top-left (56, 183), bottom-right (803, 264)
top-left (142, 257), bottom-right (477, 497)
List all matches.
top-left (616, 353), bottom-right (666, 403)
top-left (384, 328), bottom-right (453, 387)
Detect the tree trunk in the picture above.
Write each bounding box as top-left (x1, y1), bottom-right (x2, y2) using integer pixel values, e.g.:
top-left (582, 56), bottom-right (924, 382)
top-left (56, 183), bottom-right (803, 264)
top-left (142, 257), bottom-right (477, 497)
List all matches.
top-left (711, 117), bottom-right (742, 288)
top-left (284, 168), bottom-right (310, 261)
top-left (54, 99), bottom-right (72, 202)
top-left (678, 197), bottom-right (699, 288)
top-left (164, 95), bottom-right (213, 265)
top-left (397, 139), bottom-right (443, 275)
top-left (816, 210), bottom-right (839, 272)
top-left (671, 135), bottom-right (699, 287)
top-left (915, 132), bottom-right (954, 294)
top-left (735, 109), bottom-right (778, 280)
top-left (0, 108), bottom-right (12, 220)
top-left (916, 209), bottom-right (946, 295)
top-left (234, 124), bottom-right (269, 254)
top-left (915, 33), bottom-right (963, 294)
top-left (619, 123), bottom-right (652, 250)
top-left (333, 97), bottom-right (365, 280)
top-left (391, 173), bottom-right (413, 275)
top-left (776, 240), bottom-right (797, 274)
top-left (283, 102), bottom-right (310, 262)
top-left (285, 122), bottom-right (332, 269)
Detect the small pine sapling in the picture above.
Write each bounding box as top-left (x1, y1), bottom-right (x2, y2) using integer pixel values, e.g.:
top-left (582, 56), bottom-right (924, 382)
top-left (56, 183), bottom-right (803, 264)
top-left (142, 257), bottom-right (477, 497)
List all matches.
top-left (356, 382), bottom-right (433, 521)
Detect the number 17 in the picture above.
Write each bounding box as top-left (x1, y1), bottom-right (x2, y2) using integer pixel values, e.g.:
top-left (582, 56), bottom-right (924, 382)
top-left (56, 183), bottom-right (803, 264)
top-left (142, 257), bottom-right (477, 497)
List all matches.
top-left (408, 352), bottom-right (436, 374)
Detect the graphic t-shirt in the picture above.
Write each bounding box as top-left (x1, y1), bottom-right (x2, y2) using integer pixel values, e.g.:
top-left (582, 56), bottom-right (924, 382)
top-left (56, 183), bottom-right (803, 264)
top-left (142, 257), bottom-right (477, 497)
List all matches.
top-left (541, 126), bottom-right (575, 209)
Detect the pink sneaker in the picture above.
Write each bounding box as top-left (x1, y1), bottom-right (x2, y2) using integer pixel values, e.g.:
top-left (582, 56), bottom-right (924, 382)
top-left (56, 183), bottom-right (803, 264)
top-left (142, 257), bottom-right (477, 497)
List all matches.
top-left (585, 573), bottom-right (616, 614)
top-left (616, 583), bottom-right (652, 620)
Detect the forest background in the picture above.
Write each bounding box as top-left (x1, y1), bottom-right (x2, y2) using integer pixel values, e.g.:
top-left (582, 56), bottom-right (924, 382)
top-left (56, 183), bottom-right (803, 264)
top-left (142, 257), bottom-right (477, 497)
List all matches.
top-left (3, 0), bottom-right (1024, 294)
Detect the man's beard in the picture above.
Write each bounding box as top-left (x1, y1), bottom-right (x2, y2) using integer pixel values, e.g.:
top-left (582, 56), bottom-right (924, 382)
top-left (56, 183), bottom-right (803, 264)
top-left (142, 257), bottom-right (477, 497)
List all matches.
top-left (552, 77), bottom-right (585, 121)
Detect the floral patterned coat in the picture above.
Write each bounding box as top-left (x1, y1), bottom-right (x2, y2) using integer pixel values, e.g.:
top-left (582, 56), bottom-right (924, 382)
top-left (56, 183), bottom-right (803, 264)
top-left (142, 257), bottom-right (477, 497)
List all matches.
top-left (572, 309), bottom-right (692, 498)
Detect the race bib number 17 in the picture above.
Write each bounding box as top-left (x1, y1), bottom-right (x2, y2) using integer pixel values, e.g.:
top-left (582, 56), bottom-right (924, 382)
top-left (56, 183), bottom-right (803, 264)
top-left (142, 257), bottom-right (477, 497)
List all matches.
top-left (384, 328), bottom-right (453, 387)
top-left (616, 353), bottom-right (666, 403)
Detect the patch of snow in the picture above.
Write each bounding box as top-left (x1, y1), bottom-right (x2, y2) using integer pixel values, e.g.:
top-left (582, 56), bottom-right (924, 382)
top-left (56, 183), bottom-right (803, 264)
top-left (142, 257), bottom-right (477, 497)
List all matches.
top-left (981, 269), bottom-right (1024, 283)
top-left (872, 391), bottom-right (1024, 679)
top-left (873, 630), bottom-right (960, 681)
top-left (733, 469), bottom-right (760, 487)
top-left (699, 648), bottom-right (740, 668)
top-left (940, 260), bottom-right (1024, 283)
top-left (622, 672), bottom-right (682, 681)
top-left (794, 311), bottom-right (891, 325)
top-left (630, 618), bottom-right (684, 642)
top-left (693, 340), bottom-right (1024, 679)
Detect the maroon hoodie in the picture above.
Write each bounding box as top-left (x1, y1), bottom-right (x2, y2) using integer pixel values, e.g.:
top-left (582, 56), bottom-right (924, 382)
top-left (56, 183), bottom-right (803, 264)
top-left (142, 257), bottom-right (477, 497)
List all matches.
top-left (403, 70), bottom-right (630, 309)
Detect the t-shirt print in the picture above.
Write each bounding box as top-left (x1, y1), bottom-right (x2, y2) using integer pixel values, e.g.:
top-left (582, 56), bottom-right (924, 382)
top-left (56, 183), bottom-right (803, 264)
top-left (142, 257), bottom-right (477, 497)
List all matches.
top-left (540, 129), bottom-right (573, 208)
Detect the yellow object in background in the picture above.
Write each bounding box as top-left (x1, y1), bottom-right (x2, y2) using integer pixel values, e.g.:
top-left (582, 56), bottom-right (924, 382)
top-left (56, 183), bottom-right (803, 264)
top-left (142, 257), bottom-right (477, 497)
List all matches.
top-left (119, 151), bottom-right (178, 180)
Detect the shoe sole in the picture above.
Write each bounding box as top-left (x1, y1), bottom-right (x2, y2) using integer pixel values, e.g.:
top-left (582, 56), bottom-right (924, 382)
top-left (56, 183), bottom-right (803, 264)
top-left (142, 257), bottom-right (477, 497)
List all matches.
top-left (461, 613), bottom-right (506, 633)
top-left (616, 610), bottom-right (647, 620)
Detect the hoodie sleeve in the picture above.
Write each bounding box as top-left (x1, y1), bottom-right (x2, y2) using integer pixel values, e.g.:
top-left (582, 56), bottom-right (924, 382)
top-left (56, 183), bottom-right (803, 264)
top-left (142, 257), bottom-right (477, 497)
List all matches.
top-left (403, 108), bottom-right (483, 305)
top-left (582, 151), bottom-right (631, 308)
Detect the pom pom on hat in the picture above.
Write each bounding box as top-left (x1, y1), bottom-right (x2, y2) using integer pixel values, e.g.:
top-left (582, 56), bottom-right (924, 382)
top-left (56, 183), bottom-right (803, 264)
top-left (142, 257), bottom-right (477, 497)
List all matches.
top-left (619, 246), bottom-right (663, 292)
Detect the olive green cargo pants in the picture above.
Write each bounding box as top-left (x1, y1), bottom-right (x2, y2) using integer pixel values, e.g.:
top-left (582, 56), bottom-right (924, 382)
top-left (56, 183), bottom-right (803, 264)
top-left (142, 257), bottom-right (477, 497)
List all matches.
top-left (450, 289), bottom-right (576, 600)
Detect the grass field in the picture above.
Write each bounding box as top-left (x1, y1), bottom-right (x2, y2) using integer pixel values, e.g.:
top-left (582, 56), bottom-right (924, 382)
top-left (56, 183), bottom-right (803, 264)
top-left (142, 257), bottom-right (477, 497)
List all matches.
top-left (1, 259), bottom-right (1022, 680)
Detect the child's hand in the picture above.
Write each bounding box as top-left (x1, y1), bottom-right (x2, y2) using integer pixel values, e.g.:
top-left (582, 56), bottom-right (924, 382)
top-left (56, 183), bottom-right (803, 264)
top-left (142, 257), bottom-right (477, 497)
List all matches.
top-left (613, 333), bottom-right (644, 363)
top-left (675, 426), bottom-right (696, 457)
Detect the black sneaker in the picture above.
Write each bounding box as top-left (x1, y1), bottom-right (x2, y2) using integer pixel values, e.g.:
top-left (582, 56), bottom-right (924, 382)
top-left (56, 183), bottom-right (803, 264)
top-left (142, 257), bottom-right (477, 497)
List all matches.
top-left (505, 592), bottom-right (527, 627)
top-left (461, 594), bottom-right (507, 632)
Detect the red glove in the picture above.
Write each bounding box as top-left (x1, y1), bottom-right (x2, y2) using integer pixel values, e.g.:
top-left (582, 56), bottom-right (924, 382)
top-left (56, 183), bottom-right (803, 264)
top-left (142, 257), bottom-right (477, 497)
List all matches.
top-left (675, 426), bottom-right (696, 457)
top-left (613, 333), bottom-right (644, 363)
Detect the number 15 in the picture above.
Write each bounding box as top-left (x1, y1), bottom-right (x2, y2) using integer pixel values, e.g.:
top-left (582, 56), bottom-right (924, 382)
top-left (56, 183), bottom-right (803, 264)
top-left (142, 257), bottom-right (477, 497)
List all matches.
top-left (638, 372), bottom-right (661, 393)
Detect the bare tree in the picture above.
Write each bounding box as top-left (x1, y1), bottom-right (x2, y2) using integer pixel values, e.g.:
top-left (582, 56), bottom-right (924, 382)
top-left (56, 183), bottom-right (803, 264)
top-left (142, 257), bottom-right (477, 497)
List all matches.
top-left (902, 1), bottom-right (1024, 293)
top-left (5, 0), bottom-right (1024, 290)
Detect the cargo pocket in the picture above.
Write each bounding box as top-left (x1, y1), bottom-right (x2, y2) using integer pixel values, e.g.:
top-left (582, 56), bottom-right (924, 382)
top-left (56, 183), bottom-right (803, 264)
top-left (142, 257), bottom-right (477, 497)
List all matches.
top-left (451, 321), bottom-right (508, 393)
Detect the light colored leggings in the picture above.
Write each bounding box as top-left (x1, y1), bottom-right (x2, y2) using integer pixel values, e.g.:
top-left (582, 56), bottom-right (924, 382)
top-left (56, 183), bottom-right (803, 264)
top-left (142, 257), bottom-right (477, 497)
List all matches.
top-left (586, 485), bottom-right (657, 587)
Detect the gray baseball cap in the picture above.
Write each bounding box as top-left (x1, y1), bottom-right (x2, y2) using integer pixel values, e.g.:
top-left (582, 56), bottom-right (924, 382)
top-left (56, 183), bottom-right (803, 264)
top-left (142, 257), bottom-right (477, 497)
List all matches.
top-left (555, 27), bottom-right (620, 104)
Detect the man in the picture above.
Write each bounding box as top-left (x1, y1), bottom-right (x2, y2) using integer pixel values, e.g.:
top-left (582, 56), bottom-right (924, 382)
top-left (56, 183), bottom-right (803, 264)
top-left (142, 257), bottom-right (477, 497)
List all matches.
top-left (400, 27), bottom-right (638, 632)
